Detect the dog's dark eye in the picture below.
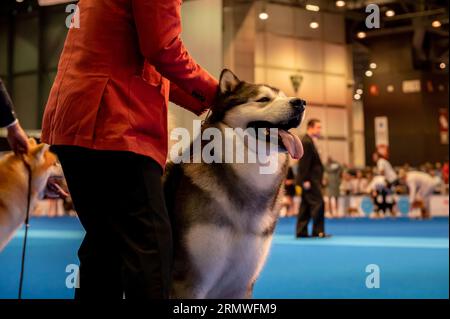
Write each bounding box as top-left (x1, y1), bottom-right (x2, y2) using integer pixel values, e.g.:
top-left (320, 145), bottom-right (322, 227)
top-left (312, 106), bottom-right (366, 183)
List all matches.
top-left (256, 97), bottom-right (271, 103)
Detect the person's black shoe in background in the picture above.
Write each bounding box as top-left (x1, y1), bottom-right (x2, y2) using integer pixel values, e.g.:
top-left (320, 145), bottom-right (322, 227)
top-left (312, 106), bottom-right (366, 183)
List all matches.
top-left (296, 234), bottom-right (310, 239)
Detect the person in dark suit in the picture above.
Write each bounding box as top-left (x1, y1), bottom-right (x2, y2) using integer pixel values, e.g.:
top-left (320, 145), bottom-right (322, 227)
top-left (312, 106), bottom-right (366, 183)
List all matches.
top-left (296, 119), bottom-right (331, 238)
top-left (0, 77), bottom-right (29, 154)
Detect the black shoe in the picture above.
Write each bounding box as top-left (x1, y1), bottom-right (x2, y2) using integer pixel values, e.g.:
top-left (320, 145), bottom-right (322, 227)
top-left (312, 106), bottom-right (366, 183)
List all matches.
top-left (313, 232), bottom-right (332, 238)
top-left (296, 234), bottom-right (310, 239)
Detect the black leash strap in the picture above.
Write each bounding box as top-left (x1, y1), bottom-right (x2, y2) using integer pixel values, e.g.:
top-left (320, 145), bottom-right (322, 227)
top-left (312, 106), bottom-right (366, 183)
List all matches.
top-left (201, 107), bottom-right (212, 128)
top-left (18, 161), bottom-right (32, 299)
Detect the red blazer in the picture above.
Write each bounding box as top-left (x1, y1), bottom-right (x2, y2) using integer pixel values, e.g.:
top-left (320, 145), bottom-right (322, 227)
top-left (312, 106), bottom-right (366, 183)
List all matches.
top-left (41, 0), bottom-right (218, 168)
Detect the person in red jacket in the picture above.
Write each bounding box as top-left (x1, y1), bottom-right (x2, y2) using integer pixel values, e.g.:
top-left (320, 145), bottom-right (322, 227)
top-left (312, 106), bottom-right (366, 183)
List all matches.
top-left (41, 0), bottom-right (218, 300)
top-left (442, 161), bottom-right (449, 185)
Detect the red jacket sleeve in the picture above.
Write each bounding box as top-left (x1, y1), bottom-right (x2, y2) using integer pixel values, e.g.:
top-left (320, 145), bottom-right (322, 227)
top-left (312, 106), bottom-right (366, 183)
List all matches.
top-left (132, 0), bottom-right (218, 114)
top-left (169, 82), bottom-right (206, 115)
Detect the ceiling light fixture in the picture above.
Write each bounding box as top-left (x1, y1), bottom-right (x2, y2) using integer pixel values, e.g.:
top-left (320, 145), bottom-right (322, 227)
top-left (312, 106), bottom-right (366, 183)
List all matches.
top-left (357, 31), bottom-right (367, 39)
top-left (259, 12), bottom-right (269, 20)
top-left (432, 20), bottom-right (442, 28)
top-left (310, 21), bottom-right (319, 29)
top-left (306, 4), bottom-right (320, 12)
top-left (385, 10), bottom-right (395, 17)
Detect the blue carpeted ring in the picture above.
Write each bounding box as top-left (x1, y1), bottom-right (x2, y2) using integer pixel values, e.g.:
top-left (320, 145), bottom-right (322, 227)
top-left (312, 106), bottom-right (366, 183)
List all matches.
top-left (0, 217), bottom-right (448, 299)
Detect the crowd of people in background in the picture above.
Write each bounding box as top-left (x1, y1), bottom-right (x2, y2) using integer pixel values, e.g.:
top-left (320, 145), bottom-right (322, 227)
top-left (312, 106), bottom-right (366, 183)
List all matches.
top-left (281, 155), bottom-right (449, 220)
top-left (1, 146), bottom-right (448, 220)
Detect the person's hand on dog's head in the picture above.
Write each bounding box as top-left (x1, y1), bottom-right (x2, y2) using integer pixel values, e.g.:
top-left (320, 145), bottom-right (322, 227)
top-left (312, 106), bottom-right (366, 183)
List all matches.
top-left (6, 121), bottom-right (29, 155)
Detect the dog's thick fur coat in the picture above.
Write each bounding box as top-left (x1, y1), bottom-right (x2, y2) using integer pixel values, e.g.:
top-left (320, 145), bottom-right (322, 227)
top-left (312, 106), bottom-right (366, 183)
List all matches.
top-left (164, 70), bottom-right (305, 298)
top-left (0, 139), bottom-right (57, 251)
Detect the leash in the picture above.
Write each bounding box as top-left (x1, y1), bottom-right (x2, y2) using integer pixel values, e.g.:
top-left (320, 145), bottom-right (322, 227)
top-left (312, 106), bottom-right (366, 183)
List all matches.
top-left (201, 108), bottom-right (213, 128)
top-left (18, 159), bottom-right (32, 299)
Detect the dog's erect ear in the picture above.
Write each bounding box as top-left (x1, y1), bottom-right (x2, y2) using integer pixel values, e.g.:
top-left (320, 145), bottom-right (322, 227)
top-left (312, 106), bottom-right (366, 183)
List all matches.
top-left (32, 143), bottom-right (49, 160)
top-left (219, 69), bottom-right (240, 94)
top-left (28, 138), bottom-right (37, 148)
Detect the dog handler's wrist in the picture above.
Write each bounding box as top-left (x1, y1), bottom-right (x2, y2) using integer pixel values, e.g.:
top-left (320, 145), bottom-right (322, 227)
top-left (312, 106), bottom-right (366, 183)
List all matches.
top-left (5, 119), bottom-right (19, 130)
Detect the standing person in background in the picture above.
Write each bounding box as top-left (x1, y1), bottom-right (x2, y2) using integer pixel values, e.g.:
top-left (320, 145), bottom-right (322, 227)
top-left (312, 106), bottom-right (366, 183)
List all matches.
top-left (339, 170), bottom-right (353, 216)
top-left (280, 166), bottom-right (297, 217)
top-left (372, 151), bottom-right (398, 187)
top-left (296, 119), bottom-right (331, 238)
top-left (353, 170), bottom-right (369, 195)
top-left (0, 78), bottom-right (29, 154)
top-left (442, 160), bottom-right (449, 185)
top-left (428, 167), bottom-right (444, 195)
top-left (434, 162), bottom-right (443, 180)
top-left (324, 157), bottom-right (342, 218)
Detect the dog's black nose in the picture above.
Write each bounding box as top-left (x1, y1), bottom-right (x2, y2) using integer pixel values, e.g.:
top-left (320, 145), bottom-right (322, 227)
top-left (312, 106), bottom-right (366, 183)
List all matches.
top-left (290, 98), bottom-right (306, 111)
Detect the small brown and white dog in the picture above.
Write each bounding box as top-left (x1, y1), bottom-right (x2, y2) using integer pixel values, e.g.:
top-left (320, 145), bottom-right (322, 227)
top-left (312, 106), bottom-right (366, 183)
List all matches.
top-left (0, 139), bottom-right (59, 252)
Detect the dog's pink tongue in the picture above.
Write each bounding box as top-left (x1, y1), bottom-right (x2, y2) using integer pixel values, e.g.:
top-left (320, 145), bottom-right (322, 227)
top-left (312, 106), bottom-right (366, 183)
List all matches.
top-left (279, 130), bottom-right (304, 160)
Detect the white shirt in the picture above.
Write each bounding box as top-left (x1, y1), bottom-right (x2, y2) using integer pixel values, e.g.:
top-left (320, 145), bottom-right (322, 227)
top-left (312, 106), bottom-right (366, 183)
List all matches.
top-left (377, 158), bottom-right (397, 183)
top-left (366, 175), bottom-right (387, 193)
top-left (406, 171), bottom-right (440, 203)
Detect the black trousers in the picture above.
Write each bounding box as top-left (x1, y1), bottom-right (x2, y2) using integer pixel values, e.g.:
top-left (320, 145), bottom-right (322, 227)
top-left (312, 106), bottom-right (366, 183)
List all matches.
top-left (53, 145), bottom-right (172, 300)
top-left (296, 183), bottom-right (325, 237)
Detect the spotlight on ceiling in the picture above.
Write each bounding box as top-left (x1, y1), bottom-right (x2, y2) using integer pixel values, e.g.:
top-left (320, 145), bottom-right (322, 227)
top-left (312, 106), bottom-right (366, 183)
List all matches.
top-left (354, 93), bottom-right (361, 100)
top-left (356, 89), bottom-right (363, 95)
top-left (306, 4), bottom-right (320, 12)
top-left (432, 20), bottom-right (442, 28)
top-left (370, 63), bottom-right (377, 69)
top-left (335, 1), bottom-right (346, 8)
top-left (309, 21), bottom-right (319, 29)
top-left (440, 63), bottom-right (447, 70)
top-left (259, 12), bottom-right (269, 20)
top-left (365, 70), bottom-right (373, 77)
top-left (385, 10), bottom-right (395, 17)
top-left (357, 31), bottom-right (367, 39)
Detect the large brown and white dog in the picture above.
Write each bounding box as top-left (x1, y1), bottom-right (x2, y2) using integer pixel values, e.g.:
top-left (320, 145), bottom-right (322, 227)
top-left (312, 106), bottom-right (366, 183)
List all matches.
top-left (165, 69), bottom-right (305, 298)
top-left (0, 139), bottom-right (58, 251)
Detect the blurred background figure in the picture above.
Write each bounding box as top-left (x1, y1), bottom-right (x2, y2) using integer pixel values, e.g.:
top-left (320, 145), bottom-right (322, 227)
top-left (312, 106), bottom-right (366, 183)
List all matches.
top-left (428, 164), bottom-right (445, 194)
top-left (280, 165), bottom-right (297, 217)
top-left (351, 170), bottom-right (369, 195)
top-left (324, 156), bottom-right (342, 218)
top-left (366, 174), bottom-right (396, 218)
top-left (339, 169), bottom-right (354, 217)
top-left (296, 119), bottom-right (330, 238)
top-left (372, 151), bottom-right (398, 187)
top-left (399, 169), bottom-right (441, 220)
top-left (442, 161), bottom-right (449, 185)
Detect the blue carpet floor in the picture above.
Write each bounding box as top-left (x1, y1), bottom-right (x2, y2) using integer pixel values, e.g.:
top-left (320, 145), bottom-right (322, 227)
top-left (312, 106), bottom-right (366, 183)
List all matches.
top-left (0, 217), bottom-right (448, 299)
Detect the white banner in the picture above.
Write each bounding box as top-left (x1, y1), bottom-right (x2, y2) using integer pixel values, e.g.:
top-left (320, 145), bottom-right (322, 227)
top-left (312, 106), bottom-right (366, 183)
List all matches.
top-left (374, 116), bottom-right (389, 147)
